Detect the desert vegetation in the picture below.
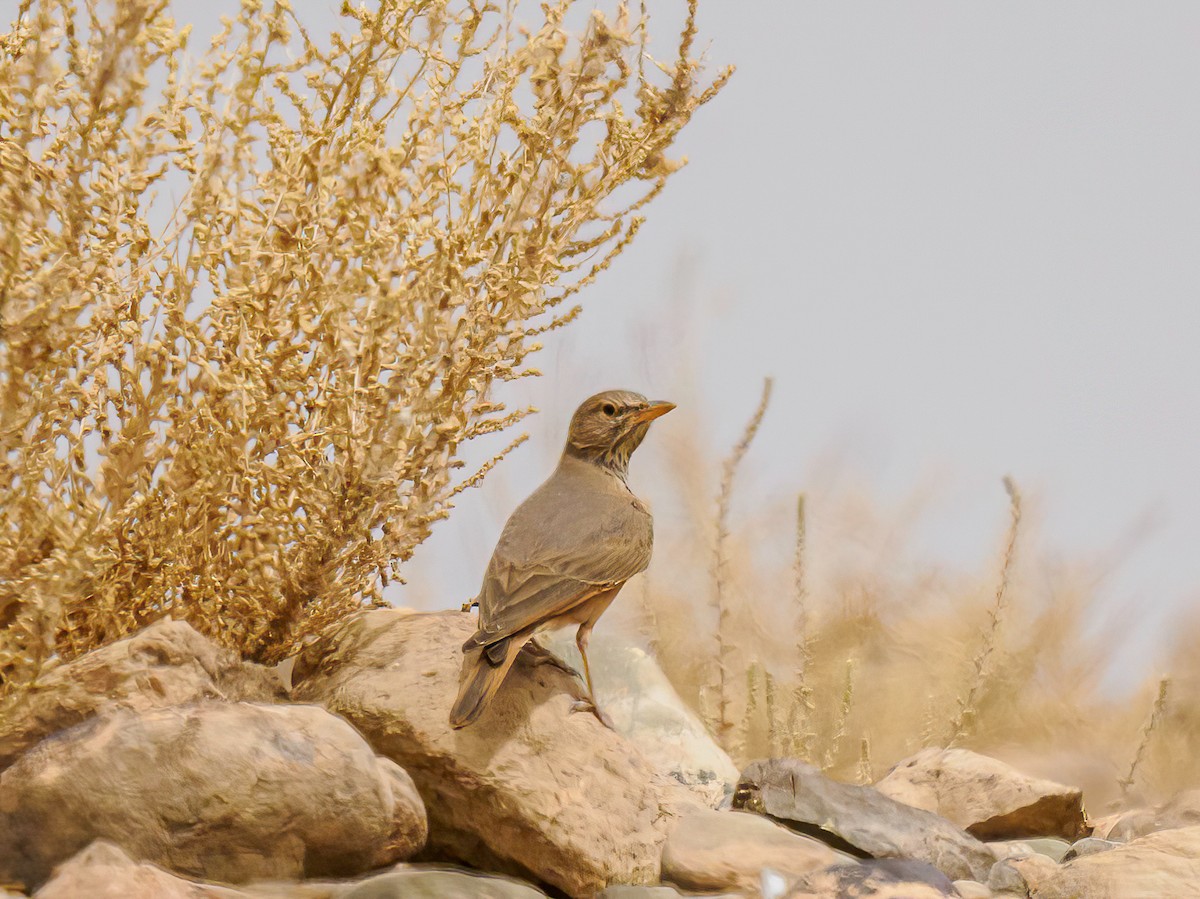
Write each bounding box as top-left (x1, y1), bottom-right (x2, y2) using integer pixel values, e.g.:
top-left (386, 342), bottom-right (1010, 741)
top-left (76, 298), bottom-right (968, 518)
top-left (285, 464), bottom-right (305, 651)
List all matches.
top-left (0, 0), bottom-right (727, 708)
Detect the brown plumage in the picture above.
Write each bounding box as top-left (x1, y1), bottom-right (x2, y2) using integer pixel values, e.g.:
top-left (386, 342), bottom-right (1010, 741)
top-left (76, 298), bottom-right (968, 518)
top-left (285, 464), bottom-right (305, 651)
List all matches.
top-left (449, 389), bottom-right (674, 728)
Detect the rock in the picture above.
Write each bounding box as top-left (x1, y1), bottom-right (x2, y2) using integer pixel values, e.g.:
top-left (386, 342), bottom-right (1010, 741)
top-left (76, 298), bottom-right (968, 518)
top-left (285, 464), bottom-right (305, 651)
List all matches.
top-left (735, 758), bottom-right (995, 881)
top-left (986, 837), bottom-right (1069, 862)
top-left (791, 859), bottom-right (958, 898)
top-left (1032, 825), bottom-right (1200, 898)
top-left (1062, 837), bottom-right (1121, 861)
top-left (292, 610), bottom-right (696, 897)
top-left (951, 880), bottom-right (991, 898)
top-left (660, 808), bottom-right (851, 894)
top-left (875, 748), bottom-right (1086, 841)
top-left (340, 866), bottom-right (546, 898)
top-left (543, 630), bottom-right (739, 807)
top-left (0, 702), bottom-right (426, 890)
top-left (0, 619), bottom-right (284, 771)
top-left (33, 841), bottom-right (243, 899)
top-left (597, 887), bottom-right (688, 899)
top-left (1096, 789), bottom-right (1200, 842)
top-left (986, 855), bottom-right (1056, 895)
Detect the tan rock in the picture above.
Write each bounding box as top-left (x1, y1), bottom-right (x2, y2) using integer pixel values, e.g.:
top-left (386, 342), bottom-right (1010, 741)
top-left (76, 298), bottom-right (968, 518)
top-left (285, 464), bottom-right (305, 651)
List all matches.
top-left (0, 619), bottom-right (284, 771)
top-left (292, 610), bottom-right (698, 898)
top-left (0, 702), bottom-right (426, 890)
top-left (34, 841), bottom-right (243, 899)
top-left (1031, 825), bottom-right (1200, 899)
top-left (876, 748), bottom-right (1085, 841)
top-left (341, 866), bottom-right (547, 898)
top-left (791, 860), bottom-right (959, 898)
top-left (660, 808), bottom-right (849, 894)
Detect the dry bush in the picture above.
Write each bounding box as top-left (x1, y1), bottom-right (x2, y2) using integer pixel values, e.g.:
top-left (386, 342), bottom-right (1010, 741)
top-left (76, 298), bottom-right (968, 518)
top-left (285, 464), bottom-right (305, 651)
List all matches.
top-left (0, 0), bottom-right (728, 704)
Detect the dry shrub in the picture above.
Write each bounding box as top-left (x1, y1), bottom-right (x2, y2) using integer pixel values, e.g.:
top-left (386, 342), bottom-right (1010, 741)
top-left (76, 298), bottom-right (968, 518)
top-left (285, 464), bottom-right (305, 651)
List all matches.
top-left (0, 0), bottom-right (728, 704)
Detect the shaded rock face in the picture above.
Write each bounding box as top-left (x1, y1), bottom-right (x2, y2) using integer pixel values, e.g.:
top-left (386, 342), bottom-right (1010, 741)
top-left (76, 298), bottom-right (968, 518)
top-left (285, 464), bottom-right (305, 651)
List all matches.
top-left (874, 747), bottom-right (1086, 841)
top-left (292, 610), bottom-right (695, 898)
top-left (660, 808), bottom-right (850, 894)
top-left (734, 758), bottom-right (994, 882)
top-left (542, 631), bottom-right (739, 808)
top-left (0, 702), bottom-right (426, 890)
top-left (0, 618), bottom-right (284, 771)
top-left (1032, 825), bottom-right (1200, 899)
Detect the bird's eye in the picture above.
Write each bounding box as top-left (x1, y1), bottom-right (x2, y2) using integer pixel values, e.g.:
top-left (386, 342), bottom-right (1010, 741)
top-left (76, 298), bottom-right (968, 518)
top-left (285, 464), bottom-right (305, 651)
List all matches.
top-left (602, 403), bottom-right (617, 417)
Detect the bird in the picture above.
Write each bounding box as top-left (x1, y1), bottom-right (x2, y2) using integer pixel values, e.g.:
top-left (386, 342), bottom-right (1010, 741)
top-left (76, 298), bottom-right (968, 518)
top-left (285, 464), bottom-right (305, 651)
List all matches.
top-left (449, 389), bottom-right (674, 729)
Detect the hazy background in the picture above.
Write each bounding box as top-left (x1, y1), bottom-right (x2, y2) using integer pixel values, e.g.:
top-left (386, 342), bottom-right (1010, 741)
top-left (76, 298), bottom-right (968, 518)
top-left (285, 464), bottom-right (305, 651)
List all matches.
top-left (399, 1), bottom-right (1200, 683)
top-left (12, 1), bottom-right (1197, 682)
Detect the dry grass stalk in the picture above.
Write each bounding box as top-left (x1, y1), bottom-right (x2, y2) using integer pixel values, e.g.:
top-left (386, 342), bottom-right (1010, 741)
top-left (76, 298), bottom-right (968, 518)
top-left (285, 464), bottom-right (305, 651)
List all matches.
top-left (0, 0), bottom-right (728, 704)
top-left (823, 656), bottom-right (856, 772)
top-left (947, 476), bottom-right (1022, 747)
top-left (1119, 676), bottom-right (1171, 797)
top-left (738, 660), bottom-right (761, 762)
top-left (709, 376), bottom-right (772, 750)
top-left (857, 736), bottom-right (873, 785)
top-left (788, 492), bottom-right (816, 760)
top-left (763, 667), bottom-right (781, 756)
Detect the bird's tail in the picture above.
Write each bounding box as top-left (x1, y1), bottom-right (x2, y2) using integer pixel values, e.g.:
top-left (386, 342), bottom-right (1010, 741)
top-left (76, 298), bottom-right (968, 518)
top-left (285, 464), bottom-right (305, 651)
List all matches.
top-left (449, 636), bottom-right (523, 729)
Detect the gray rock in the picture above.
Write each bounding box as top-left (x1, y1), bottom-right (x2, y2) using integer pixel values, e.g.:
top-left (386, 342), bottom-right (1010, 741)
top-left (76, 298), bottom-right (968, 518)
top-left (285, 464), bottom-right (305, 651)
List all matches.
top-left (292, 610), bottom-right (698, 897)
top-left (735, 758), bottom-right (995, 881)
top-left (986, 855), bottom-right (1056, 895)
top-left (0, 702), bottom-right (425, 890)
top-left (596, 888), bottom-right (687, 898)
top-left (340, 867), bottom-right (545, 899)
top-left (986, 837), bottom-right (1069, 862)
top-left (0, 619), bottom-right (284, 771)
top-left (1062, 837), bottom-right (1121, 861)
top-left (543, 630), bottom-right (739, 808)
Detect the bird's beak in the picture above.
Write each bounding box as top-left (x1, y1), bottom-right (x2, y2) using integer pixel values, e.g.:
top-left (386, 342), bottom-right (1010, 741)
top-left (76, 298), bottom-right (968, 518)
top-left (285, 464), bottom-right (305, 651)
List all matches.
top-left (630, 401), bottom-right (676, 424)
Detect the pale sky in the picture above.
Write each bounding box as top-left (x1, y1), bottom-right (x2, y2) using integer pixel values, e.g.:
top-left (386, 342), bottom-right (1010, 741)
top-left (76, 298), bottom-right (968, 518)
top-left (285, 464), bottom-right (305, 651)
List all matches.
top-left (10, 1), bottom-right (1197, 678)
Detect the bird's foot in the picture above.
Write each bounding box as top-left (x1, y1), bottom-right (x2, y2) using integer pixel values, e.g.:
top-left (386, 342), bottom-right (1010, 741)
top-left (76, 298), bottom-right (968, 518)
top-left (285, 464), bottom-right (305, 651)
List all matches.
top-left (569, 696), bottom-right (615, 730)
top-left (521, 640), bottom-right (582, 680)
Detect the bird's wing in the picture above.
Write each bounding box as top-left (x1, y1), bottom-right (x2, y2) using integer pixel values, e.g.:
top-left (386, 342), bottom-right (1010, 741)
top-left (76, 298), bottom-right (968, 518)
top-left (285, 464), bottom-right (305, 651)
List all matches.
top-left (472, 472), bottom-right (652, 643)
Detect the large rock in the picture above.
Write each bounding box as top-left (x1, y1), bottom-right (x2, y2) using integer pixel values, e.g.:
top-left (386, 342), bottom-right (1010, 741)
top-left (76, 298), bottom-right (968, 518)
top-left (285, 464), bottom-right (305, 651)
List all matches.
top-left (734, 758), bottom-right (994, 882)
top-left (874, 748), bottom-right (1086, 841)
top-left (660, 808), bottom-right (850, 894)
top-left (1032, 825), bottom-right (1200, 898)
top-left (0, 619), bottom-right (284, 770)
top-left (292, 610), bottom-right (697, 897)
top-left (33, 841), bottom-right (242, 899)
top-left (0, 702), bottom-right (426, 890)
top-left (542, 631), bottom-right (739, 807)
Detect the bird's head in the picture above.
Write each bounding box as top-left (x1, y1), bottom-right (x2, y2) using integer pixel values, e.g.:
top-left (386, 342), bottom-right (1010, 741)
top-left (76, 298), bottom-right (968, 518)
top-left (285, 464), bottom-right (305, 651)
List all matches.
top-left (563, 389), bottom-right (675, 478)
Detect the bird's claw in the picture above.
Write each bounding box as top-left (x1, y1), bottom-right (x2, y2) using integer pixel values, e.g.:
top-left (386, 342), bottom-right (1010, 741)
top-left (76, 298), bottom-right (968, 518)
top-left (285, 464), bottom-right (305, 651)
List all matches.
top-left (570, 697), bottom-right (615, 730)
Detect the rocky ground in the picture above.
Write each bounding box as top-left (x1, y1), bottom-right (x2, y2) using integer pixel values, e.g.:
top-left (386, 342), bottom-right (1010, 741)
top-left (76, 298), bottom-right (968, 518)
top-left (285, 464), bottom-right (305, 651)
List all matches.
top-left (1, 609), bottom-right (1197, 898)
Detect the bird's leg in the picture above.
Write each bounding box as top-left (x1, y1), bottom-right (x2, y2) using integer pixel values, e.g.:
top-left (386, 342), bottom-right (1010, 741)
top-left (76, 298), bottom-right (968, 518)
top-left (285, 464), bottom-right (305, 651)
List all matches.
top-left (521, 638), bottom-right (581, 679)
top-left (569, 623), bottom-right (614, 730)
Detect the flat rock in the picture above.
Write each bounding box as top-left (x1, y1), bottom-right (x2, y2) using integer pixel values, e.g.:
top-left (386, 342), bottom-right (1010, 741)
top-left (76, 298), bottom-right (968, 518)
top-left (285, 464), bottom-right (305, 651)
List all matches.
top-left (950, 880), bottom-right (991, 899)
top-left (735, 758), bottom-right (994, 882)
top-left (790, 860), bottom-right (958, 898)
top-left (33, 841), bottom-right (243, 899)
top-left (340, 866), bottom-right (546, 898)
top-left (875, 748), bottom-right (1085, 841)
top-left (292, 610), bottom-right (698, 898)
top-left (0, 702), bottom-right (425, 890)
top-left (661, 808), bottom-right (851, 894)
top-left (1032, 825), bottom-right (1200, 899)
top-left (0, 619), bottom-right (284, 771)
top-left (543, 630), bottom-right (739, 807)
top-left (986, 837), bottom-right (1070, 863)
